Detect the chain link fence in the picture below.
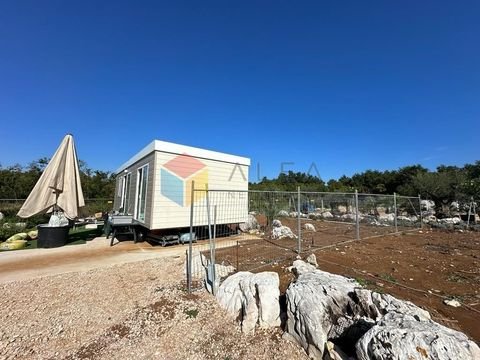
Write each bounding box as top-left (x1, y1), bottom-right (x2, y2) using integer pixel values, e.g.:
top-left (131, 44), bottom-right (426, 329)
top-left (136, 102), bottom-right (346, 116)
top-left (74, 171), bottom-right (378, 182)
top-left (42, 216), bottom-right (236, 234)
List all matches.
top-left (185, 187), bottom-right (426, 292)
top-left (0, 198), bottom-right (113, 241)
top-left (0, 199), bottom-right (113, 218)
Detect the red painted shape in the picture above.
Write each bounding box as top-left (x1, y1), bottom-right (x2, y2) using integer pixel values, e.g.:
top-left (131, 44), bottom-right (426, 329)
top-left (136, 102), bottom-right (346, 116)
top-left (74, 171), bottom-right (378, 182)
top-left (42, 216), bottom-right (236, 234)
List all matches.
top-left (163, 153), bottom-right (206, 178)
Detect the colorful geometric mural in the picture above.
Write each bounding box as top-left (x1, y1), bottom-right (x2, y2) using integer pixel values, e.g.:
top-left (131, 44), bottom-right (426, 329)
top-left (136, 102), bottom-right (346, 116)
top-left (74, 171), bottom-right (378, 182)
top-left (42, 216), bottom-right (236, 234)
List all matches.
top-left (161, 153), bottom-right (208, 206)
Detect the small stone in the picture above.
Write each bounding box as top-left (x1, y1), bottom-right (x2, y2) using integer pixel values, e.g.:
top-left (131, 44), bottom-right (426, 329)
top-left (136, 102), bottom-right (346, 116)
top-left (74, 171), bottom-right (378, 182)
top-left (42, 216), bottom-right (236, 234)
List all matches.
top-left (306, 254), bottom-right (318, 267)
top-left (444, 299), bottom-right (461, 308)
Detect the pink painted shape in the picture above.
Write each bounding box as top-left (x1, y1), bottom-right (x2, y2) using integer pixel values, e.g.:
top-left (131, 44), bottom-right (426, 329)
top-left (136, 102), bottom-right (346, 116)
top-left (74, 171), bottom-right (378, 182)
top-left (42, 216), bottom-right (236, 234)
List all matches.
top-left (163, 153), bottom-right (206, 179)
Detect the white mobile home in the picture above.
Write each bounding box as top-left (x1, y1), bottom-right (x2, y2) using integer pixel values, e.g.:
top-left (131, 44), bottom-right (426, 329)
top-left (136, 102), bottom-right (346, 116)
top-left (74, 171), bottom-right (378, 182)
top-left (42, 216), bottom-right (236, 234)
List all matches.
top-left (113, 140), bottom-right (250, 231)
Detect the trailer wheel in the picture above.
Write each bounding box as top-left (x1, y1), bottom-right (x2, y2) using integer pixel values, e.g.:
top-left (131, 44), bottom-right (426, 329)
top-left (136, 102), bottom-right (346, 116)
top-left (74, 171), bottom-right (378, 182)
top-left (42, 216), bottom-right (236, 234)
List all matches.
top-left (136, 229), bottom-right (149, 243)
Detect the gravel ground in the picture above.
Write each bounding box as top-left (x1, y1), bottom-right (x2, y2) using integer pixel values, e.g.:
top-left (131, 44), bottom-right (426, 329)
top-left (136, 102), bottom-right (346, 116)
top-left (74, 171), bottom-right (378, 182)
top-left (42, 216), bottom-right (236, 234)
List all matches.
top-left (0, 255), bottom-right (308, 359)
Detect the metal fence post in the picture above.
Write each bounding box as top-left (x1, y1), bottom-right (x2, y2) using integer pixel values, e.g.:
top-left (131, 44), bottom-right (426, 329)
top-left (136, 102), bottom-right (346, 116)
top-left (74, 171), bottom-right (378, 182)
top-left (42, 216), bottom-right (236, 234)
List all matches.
top-left (467, 197), bottom-right (473, 227)
top-left (418, 195), bottom-right (423, 229)
top-left (205, 184), bottom-right (215, 294)
top-left (212, 205), bottom-right (217, 295)
top-left (297, 186), bottom-right (301, 254)
top-left (236, 240), bottom-right (239, 271)
top-left (188, 180), bottom-right (195, 293)
top-left (355, 190), bottom-right (360, 240)
top-left (474, 201), bottom-right (477, 224)
top-left (393, 192), bottom-right (398, 233)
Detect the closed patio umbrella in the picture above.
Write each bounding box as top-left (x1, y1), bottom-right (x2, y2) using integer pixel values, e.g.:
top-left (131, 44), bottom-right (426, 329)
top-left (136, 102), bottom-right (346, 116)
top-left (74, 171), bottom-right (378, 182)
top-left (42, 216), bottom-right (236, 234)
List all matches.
top-left (18, 134), bottom-right (85, 220)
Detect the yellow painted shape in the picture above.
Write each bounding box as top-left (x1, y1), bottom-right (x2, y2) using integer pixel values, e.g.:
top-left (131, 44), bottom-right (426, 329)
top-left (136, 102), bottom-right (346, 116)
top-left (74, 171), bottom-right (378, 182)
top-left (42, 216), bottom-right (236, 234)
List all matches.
top-left (185, 169), bottom-right (209, 206)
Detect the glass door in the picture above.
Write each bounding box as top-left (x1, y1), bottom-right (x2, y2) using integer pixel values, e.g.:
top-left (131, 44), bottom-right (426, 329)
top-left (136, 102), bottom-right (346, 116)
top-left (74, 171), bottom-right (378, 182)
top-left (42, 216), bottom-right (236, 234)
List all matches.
top-left (135, 165), bottom-right (149, 222)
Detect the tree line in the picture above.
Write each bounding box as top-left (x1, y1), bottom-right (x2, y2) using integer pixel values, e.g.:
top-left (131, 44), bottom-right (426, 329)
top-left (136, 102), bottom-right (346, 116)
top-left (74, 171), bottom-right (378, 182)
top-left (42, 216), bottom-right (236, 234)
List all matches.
top-left (1, 158), bottom-right (479, 205)
top-left (0, 158), bottom-right (116, 200)
top-left (250, 161), bottom-right (480, 204)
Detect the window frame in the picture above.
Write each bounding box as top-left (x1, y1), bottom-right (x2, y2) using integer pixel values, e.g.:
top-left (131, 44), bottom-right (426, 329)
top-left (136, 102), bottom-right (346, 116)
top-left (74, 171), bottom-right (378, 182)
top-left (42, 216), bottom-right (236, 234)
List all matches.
top-left (120, 172), bottom-right (132, 214)
top-left (134, 164), bottom-right (149, 223)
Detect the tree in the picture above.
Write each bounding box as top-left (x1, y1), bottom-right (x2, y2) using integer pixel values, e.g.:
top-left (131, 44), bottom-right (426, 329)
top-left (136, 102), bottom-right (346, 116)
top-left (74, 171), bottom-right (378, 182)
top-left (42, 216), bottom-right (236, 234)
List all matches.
top-left (412, 171), bottom-right (466, 204)
top-left (0, 158), bottom-right (116, 200)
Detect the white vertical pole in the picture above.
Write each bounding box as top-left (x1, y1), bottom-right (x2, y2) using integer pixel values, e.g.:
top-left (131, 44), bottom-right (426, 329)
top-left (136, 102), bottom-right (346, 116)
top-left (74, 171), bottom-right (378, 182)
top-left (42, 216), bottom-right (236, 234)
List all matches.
top-left (394, 192), bottom-right (398, 233)
top-left (418, 195), bottom-right (423, 229)
top-left (297, 186), bottom-right (301, 254)
top-left (355, 190), bottom-right (360, 240)
top-left (188, 180), bottom-right (195, 293)
top-left (205, 185), bottom-right (215, 295)
top-left (212, 205), bottom-right (217, 295)
top-left (474, 201), bottom-right (477, 224)
top-left (206, 185), bottom-right (213, 258)
top-left (467, 197), bottom-right (473, 227)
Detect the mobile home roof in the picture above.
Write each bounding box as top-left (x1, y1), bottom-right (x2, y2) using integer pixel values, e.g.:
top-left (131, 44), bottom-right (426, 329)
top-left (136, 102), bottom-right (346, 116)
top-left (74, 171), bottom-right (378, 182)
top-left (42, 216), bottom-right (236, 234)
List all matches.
top-left (115, 140), bottom-right (251, 174)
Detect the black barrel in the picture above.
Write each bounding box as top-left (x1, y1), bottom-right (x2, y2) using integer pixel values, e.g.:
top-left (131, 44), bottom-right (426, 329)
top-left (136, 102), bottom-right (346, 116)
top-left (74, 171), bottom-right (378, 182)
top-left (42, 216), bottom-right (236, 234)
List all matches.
top-left (37, 224), bottom-right (70, 248)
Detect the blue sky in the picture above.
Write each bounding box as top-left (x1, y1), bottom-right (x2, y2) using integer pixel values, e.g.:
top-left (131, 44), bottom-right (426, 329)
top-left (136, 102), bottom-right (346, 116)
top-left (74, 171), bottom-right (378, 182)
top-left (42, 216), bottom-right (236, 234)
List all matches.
top-left (0, 1), bottom-right (478, 182)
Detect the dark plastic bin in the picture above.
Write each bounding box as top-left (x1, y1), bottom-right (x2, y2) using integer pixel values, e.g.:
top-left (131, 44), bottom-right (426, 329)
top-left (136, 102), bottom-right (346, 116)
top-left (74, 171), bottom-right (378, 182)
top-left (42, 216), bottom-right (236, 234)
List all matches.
top-left (37, 224), bottom-right (70, 248)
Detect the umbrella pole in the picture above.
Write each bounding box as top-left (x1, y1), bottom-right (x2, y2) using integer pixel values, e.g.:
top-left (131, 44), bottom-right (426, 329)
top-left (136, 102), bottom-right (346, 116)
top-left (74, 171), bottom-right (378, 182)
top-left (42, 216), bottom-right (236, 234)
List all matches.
top-left (54, 190), bottom-right (59, 213)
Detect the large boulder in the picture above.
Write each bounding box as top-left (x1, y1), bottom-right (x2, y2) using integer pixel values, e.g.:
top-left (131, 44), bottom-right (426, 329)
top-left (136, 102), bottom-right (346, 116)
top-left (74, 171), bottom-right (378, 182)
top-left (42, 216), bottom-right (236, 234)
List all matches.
top-left (272, 219), bottom-right (282, 227)
top-left (356, 312), bottom-right (480, 360)
top-left (291, 259), bottom-right (317, 276)
top-left (424, 214), bottom-right (437, 224)
top-left (285, 262), bottom-right (360, 358)
top-left (308, 212), bottom-right (323, 220)
top-left (450, 201), bottom-right (460, 215)
top-left (278, 210), bottom-right (289, 217)
top-left (272, 225), bottom-right (297, 239)
top-left (439, 217), bottom-right (462, 225)
top-left (450, 201), bottom-right (460, 209)
top-left (239, 214), bottom-right (259, 232)
top-left (397, 215), bottom-right (418, 223)
top-left (322, 211), bottom-right (334, 219)
top-left (340, 213), bottom-right (356, 221)
top-left (378, 213), bottom-right (395, 223)
top-left (421, 200), bottom-right (435, 211)
top-left (304, 223), bottom-right (316, 232)
top-left (284, 261), bottom-right (479, 359)
top-left (290, 211), bottom-right (308, 219)
top-left (351, 288), bottom-right (430, 321)
top-left (336, 205), bottom-right (348, 215)
top-left (216, 271), bottom-right (281, 334)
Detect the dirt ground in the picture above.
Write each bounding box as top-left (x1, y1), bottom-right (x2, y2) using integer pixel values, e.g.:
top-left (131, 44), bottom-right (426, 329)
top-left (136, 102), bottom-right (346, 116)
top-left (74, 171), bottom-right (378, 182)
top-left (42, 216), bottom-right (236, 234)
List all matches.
top-left (214, 222), bottom-right (480, 345)
top-left (0, 235), bottom-right (253, 284)
top-left (212, 217), bottom-right (419, 272)
top-left (2, 220), bottom-right (479, 358)
top-left (312, 229), bottom-right (480, 344)
top-left (0, 255), bottom-right (308, 359)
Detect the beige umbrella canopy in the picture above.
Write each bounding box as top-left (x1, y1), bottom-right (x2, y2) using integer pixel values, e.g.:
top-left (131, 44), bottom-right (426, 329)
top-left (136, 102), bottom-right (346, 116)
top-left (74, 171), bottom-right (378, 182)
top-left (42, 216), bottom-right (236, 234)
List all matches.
top-left (17, 134), bottom-right (85, 220)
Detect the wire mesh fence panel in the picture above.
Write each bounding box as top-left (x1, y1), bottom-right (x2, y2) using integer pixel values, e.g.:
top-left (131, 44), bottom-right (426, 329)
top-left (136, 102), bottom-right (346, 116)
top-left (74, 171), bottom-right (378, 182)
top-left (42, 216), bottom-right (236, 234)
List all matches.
top-left (243, 191), bottom-right (301, 270)
top-left (396, 195), bottom-right (422, 229)
top-left (185, 189), bottom-right (424, 291)
top-left (296, 191), bottom-right (358, 250)
top-left (187, 189), bottom-right (249, 289)
top-left (0, 198), bottom-right (113, 232)
top-left (358, 194), bottom-right (395, 238)
top-left (186, 189), bottom-right (303, 290)
top-left (357, 194), bottom-right (422, 238)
